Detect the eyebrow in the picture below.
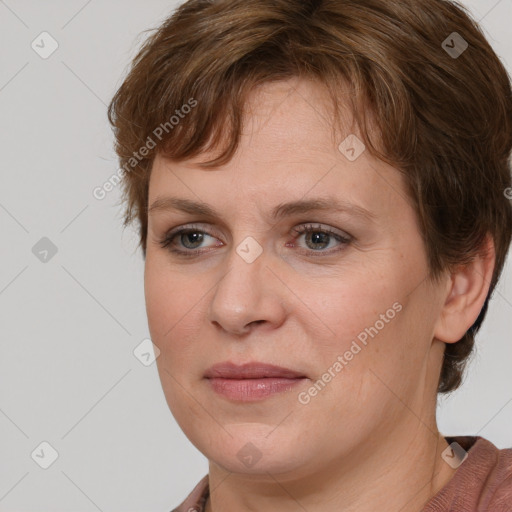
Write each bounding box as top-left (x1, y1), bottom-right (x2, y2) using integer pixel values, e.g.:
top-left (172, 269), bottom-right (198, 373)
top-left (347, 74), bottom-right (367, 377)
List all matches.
top-left (148, 196), bottom-right (376, 223)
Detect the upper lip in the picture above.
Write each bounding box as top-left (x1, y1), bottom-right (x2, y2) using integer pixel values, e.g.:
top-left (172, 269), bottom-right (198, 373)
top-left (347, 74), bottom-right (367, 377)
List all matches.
top-left (204, 361), bottom-right (306, 379)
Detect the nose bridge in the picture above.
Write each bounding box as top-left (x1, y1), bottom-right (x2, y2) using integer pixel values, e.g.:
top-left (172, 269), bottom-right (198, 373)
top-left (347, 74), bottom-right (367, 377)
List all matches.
top-left (217, 231), bottom-right (268, 303)
top-left (208, 229), bottom-right (284, 332)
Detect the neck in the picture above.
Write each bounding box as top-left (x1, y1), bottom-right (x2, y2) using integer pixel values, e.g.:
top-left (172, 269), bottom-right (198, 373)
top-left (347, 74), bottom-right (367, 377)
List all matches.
top-left (204, 421), bottom-right (457, 512)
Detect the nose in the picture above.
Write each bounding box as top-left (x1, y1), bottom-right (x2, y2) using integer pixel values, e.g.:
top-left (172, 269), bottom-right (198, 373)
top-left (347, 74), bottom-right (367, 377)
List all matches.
top-left (207, 238), bottom-right (288, 336)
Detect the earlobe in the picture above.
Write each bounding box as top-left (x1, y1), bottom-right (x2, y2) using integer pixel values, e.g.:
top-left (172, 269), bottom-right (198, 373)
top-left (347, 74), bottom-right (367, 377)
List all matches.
top-left (433, 235), bottom-right (496, 344)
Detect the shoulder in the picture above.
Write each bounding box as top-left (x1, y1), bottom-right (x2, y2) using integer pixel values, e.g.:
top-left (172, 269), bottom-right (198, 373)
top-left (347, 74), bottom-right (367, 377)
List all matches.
top-left (170, 474), bottom-right (209, 512)
top-left (451, 436), bottom-right (512, 511)
top-left (422, 436), bottom-right (512, 511)
top-left (485, 441), bottom-right (512, 510)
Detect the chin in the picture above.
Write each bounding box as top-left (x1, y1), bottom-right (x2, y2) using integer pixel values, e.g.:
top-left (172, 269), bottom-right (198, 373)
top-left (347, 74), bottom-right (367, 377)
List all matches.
top-left (197, 429), bottom-right (315, 475)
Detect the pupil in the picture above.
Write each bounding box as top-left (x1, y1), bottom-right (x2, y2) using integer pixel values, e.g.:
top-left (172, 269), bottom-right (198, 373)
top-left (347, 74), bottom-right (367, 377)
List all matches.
top-left (308, 232), bottom-right (328, 250)
top-left (184, 232), bottom-right (203, 248)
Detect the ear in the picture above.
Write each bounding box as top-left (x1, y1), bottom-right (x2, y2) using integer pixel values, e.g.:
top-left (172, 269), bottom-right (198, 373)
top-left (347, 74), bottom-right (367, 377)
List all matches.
top-left (433, 234), bottom-right (496, 344)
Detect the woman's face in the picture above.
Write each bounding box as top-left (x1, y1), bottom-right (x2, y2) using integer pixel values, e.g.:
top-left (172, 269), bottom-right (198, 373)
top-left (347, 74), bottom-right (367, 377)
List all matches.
top-left (144, 78), bottom-right (449, 479)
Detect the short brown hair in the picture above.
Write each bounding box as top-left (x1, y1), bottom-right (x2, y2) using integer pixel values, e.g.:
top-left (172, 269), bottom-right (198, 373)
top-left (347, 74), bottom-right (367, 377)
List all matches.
top-left (107, 0), bottom-right (512, 394)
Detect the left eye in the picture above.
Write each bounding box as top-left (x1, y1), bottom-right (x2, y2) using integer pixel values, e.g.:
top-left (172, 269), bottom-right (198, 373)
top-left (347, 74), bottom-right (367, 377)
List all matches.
top-left (158, 223), bottom-right (352, 257)
top-left (291, 224), bottom-right (352, 252)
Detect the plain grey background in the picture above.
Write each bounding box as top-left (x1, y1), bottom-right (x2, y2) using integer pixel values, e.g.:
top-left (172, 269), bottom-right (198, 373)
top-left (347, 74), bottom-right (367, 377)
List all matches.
top-left (0, 0), bottom-right (511, 510)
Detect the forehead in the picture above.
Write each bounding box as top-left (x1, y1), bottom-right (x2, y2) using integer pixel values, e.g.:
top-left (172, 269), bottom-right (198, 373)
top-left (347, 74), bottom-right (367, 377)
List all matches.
top-left (148, 78), bottom-right (410, 220)
top-left (231, 77), bottom-right (359, 162)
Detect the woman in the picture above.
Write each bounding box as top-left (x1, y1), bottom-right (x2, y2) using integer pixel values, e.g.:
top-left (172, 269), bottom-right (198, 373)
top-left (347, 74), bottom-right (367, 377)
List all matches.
top-left (107, 0), bottom-right (512, 510)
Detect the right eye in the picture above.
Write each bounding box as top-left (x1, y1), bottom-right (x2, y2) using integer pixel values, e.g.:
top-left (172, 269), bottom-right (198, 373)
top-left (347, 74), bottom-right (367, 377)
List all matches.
top-left (159, 224), bottom-right (223, 257)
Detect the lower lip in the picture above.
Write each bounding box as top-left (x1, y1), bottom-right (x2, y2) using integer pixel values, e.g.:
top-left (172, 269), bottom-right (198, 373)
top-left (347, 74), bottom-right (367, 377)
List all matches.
top-left (207, 377), bottom-right (306, 401)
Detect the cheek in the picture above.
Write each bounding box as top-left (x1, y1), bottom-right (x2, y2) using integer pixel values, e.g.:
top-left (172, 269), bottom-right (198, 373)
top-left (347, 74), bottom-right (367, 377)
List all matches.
top-left (301, 268), bottom-right (402, 344)
top-left (144, 260), bottom-right (210, 387)
top-left (145, 259), bottom-right (198, 340)
top-left (145, 262), bottom-right (207, 420)
top-left (144, 267), bottom-right (172, 339)
top-left (298, 268), bottom-right (414, 397)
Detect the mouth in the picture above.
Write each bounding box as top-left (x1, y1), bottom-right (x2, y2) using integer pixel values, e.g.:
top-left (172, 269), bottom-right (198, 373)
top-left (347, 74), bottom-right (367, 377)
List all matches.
top-left (204, 361), bottom-right (307, 379)
top-left (204, 361), bottom-right (308, 401)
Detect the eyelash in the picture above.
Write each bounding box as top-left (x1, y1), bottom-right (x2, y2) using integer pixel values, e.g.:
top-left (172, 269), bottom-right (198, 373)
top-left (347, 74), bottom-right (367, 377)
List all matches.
top-left (158, 223), bottom-right (352, 258)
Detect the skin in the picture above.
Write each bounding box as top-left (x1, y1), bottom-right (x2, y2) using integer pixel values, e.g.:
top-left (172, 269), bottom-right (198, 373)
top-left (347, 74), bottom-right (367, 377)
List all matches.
top-left (144, 77), bottom-right (495, 512)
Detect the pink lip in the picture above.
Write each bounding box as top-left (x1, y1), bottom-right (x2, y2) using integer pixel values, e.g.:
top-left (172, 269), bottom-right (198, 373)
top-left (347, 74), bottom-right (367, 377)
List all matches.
top-left (204, 361), bottom-right (306, 379)
top-left (208, 377), bottom-right (305, 401)
top-left (204, 362), bottom-right (307, 402)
